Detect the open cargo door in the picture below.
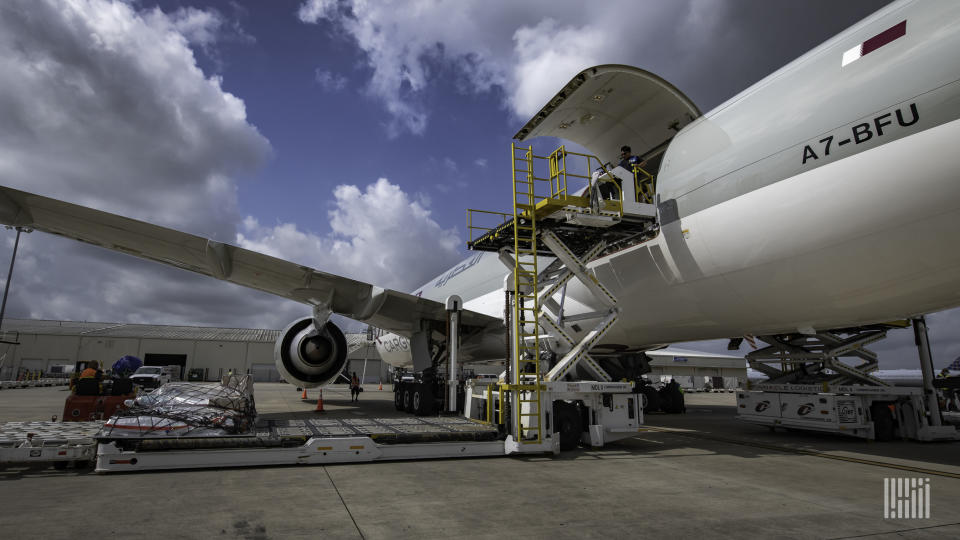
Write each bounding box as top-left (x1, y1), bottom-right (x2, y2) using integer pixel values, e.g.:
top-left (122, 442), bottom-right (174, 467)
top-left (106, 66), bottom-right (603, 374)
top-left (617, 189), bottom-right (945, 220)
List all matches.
top-left (513, 64), bottom-right (701, 171)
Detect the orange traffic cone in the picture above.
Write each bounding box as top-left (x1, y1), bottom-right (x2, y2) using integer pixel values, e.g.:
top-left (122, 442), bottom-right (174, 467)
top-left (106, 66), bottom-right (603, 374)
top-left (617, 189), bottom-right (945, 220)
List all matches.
top-left (378, 381), bottom-right (383, 391)
top-left (315, 389), bottom-right (325, 413)
top-left (301, 388), bottom-right (308, 400)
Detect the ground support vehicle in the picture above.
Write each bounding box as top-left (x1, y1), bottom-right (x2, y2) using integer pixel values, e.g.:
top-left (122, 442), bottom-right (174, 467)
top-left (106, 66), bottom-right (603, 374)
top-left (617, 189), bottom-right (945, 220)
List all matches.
top-left (738, 383), bottom-right (957, 441)
top-left (737, 319), bottom-right (959, 441)
top-left (464, 379), bottom-right (644, 451)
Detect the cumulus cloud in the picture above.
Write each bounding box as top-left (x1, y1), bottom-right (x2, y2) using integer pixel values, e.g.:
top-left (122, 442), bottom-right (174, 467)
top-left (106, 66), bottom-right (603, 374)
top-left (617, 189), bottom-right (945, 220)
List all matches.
top-left (0, 0), bottom-right (286, 328)
top-left (237, 178), bottom-right (462, 292)
top-left (298, 0), bottom-right (890, 136)
top-left (0, 0), bottom-right (270, 236)
top-left (165, 6), bottom-right (224, 47)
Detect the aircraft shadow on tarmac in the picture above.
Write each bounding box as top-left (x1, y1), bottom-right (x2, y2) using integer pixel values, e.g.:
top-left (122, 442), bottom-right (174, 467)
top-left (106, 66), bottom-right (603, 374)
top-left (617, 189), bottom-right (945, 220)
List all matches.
top-left (625, 404), bottom-right (960, 472)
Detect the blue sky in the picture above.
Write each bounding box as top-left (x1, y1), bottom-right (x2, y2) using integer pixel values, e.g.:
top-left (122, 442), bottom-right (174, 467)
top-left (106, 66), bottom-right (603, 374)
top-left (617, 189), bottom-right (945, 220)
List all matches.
top-left (5, 0), bottom-right (954, 370)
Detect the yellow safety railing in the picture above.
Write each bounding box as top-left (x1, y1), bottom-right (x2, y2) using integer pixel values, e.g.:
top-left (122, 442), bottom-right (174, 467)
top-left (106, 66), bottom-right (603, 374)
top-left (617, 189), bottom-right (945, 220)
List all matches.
top-left (548, 145), bottom-right (612, 201)
top-left (512, 144), bottom-right (553, 204)
top-left (466, 208), bottom-right (512, 244)
top-left (466, 143), bottom-right (662, 244)
top-left (632, 165), bottom-right (655, 204)
top-left (486, 384), bottom-right (494, 424)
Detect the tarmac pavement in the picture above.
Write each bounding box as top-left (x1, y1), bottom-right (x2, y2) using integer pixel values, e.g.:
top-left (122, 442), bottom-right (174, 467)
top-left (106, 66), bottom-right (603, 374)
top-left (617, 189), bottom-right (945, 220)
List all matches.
top-left (0, 383), bottom-right (958, 539)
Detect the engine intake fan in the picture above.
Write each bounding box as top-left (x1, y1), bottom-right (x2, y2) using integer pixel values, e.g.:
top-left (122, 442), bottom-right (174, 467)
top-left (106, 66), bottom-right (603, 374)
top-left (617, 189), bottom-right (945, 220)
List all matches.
top-left (274, 317), bottom-right (348, 388)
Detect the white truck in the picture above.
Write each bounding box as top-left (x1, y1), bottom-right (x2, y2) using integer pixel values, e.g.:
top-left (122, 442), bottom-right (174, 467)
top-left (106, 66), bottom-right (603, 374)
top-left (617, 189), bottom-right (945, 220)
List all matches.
top-left (129, 365), bottom-right (180, 389)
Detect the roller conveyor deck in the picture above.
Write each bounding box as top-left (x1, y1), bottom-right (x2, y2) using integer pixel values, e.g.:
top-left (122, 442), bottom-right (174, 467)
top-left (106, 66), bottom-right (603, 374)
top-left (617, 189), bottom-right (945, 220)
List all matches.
top-left (99, 415), bottom-right (500, 449)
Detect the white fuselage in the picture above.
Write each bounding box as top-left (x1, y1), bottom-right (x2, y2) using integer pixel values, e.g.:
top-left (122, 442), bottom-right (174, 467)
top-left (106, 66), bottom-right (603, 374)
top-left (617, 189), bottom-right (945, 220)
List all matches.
top-left (378, 0), bottom-right (960, 369)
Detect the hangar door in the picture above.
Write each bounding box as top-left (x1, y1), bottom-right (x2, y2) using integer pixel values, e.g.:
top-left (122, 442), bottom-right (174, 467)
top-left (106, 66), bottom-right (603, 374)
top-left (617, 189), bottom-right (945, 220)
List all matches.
top-left (144, 353), bottom-right (187, 379)
top-left (250, 363), bottom-right (282, 382)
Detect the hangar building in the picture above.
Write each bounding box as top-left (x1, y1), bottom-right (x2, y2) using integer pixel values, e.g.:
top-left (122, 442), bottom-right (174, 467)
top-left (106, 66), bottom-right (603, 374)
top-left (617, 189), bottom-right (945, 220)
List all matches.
top-left (0, 319), bottom-right (745, 389)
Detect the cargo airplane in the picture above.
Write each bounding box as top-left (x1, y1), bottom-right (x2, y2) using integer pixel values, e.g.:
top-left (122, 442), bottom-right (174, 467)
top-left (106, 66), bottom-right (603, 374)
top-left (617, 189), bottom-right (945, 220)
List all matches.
top-left (1, 0), bottom-right (958, 410)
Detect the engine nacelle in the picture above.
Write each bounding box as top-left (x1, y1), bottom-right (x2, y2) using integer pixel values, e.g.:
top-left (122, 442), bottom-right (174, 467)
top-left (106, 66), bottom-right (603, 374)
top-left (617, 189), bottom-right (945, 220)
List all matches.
top-left (274, 317), bottom-right (348, 388)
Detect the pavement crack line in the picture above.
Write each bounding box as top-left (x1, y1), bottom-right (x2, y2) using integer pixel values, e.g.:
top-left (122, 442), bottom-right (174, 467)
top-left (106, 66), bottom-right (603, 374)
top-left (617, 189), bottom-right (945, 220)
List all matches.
top-left (324, 466), bottom-right (366, 540)
top-left (643, 427), bottom-right (960, 479)
top-left (827, 521), bottom-right (960, 539)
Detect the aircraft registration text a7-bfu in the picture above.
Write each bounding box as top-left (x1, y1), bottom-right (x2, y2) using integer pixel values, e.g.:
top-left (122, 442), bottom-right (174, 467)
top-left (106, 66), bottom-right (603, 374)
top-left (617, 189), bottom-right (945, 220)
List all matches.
top-left (1, 0), bottom-right (959, 387)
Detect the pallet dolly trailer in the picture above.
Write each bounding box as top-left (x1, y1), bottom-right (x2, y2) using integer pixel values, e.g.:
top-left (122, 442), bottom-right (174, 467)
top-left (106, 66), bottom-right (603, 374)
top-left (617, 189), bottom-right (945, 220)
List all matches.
top-left (89, 380), bottom-right (644, 473)
top-left (736, 318), bottom-right (960, 442)
top-left (0, 421), bottom-right (103, 468)
top-left (0, 379), bottom-right (645, 473)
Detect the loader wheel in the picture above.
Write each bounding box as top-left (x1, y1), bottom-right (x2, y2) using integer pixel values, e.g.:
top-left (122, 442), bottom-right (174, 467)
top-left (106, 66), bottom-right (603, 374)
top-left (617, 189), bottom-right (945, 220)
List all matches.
top-left (553, 401), bottom-right (582, 451)
top-left (871, 402), bottom-right (895, 442)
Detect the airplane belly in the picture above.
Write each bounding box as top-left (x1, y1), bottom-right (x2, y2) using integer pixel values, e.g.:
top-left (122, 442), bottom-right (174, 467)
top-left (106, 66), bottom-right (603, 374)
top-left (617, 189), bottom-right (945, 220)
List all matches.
top-left (577, 116), bottom-right (960, 346)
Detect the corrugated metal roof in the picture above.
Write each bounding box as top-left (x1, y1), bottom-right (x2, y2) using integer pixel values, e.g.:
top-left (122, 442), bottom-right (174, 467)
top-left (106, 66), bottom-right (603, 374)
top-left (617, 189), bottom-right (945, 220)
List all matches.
top-left (0, 318), bottom-right (281, 343)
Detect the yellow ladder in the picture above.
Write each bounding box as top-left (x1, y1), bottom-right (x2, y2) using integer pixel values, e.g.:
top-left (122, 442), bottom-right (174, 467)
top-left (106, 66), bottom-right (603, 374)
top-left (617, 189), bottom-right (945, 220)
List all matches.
top-left (510, 143), bottom-right (544, 444)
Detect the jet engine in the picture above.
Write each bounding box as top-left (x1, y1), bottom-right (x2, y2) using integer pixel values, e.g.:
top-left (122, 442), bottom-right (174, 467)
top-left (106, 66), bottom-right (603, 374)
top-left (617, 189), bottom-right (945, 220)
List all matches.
top-left (274, 317), bottom-right (348, 388)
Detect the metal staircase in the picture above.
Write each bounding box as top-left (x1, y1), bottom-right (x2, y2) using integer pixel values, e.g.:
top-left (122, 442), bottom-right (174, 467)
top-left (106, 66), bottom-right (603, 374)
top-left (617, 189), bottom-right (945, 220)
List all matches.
top-left (508, 144), bottom-right (545, 444)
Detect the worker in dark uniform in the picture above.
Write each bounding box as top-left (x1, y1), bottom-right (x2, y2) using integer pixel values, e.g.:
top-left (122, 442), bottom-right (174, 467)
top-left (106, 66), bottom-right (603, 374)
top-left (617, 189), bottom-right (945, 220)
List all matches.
top-left (618, 145), bottom-right (645, 171)
top-left (619, 145), bottom-right (654, 202)
top-left (350, 372), bottom-right (361, 402)
top-left (601, 145), bottom-right (647, 200)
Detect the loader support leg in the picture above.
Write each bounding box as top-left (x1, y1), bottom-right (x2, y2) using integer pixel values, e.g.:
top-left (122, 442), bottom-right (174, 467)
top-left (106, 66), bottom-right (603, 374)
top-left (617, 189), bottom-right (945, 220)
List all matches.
top-left (912, 317), bottom-right (942, 427)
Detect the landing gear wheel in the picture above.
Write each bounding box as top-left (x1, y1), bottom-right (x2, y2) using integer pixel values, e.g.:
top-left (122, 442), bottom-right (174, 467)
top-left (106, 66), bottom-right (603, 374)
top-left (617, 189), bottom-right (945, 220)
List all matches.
top-left (639, 386), bottom-right (660, 413)
top-left (413, 386), bottom-right (434, 416)
top-left (403, 386), bottom-right (414, 413)
top-left (871, 402), bottom-right (895, 442)
top-left (394, 383), bottom-right (404, 410)
top-left (553, 401), bottom-right (582, 451)
top-left (412, 387), bottom-right (421, 415)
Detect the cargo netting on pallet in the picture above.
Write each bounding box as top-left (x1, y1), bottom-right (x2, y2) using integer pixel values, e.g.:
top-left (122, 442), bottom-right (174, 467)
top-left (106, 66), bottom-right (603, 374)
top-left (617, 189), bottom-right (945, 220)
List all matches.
top-left (99, 375), bottom-right (255, 438)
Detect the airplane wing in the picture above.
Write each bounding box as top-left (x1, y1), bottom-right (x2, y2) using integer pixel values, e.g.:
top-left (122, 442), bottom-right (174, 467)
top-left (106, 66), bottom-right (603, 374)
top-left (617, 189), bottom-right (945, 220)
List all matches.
top-left (0, 185), bottom-right (499, 334)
